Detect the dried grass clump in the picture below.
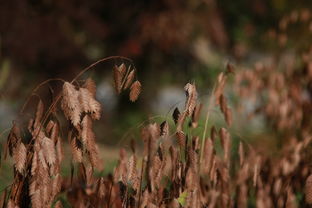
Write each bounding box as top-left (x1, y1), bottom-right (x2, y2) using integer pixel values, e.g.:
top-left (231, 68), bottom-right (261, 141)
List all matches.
top-left (0, 56), bottom-right (312, 208)
top-left (1, 59), bottom-right (141, 207)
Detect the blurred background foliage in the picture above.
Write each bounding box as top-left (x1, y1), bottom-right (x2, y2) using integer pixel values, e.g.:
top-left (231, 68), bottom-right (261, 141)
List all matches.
top-left (0, 0), bottom-right (311, 147)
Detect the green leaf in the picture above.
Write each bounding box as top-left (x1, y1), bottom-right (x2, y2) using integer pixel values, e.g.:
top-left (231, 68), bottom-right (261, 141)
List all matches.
top-left (177, 191), bottom-right (188, 206)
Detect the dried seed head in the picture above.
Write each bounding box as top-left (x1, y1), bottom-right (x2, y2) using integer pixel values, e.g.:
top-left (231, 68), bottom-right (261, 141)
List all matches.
top-left (184, 83), bottom-right (197, 116)
top-left (41, 137), bottom-right (56, 165)
top-left (253, 156), bottom-right (261, 187)
top-left (45, 120), bottom-right (54, 134)
top-left (124, 69), bottom-right (136, 90)
top-left (214, 72), bottom-right (227, 105)
top-left (71, 137), bottom-right (83, 163)
top-left (7, 123), bottom-right (21, 157)
top-left (176, 111), bottom-right (187, 132)
top-left (55, 137), bottom-right (63, 164)
top-left (83, 78), bottom-right (97, 97)
top-left (191, 103), bottom-right (202, 128)
top-left (49, 122), bottom-right (59, 142)
top-left (305, 174), bottom-right (312, 204)
top-left (237, 183), bottom-right (247, 208)
top-left (219, 128), bottom-right (231, 164)
top-left (176, 131), bottom-right (186, 147)
top-left (172, 107), bottom-right (181, 124)
top-left (219, 94), bottom-right (227, 114)
top-left (61, 82), bottom-right (82, 126)
top-left (225, 107), bottom-right (233, 126)
top-left (127, 155), bottom-right (138, 186)
top-left (78, 87), bottom-right (101, 120)
top-left (160, 121), bottom-right (169, 137)
top-left (13, 142), bottom-right (27, 173)
top-left (31, 151), bottom-right (38, 176)
top-left (210, 126), bottom-right (217, 142)
top-left (34, 100), bottom-right (44, 128)
top-left (118, 63), bottom-right (127, 77)
top-left (273, 178), bottom-right (282, 196)
top-left (7, 199), bottom-right (17, 208)
top-left (129, 81), bottom-right (142, 102)
top-left (226, 62), bottom-right (235, 74)
top-left (81, 115), bottom-right (100, 169)
top-left (203, 138), bottom-right (214, 174)
top-left (113, 63), bottom-right (127, 94)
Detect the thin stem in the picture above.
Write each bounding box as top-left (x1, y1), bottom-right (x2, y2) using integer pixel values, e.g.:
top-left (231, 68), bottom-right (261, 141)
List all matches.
top-left (70, 56), bottom-right (133, 84)
top-left (20, 78), bottom-right (66, 115)
top-left (200, 84), bottom-right (216, 167)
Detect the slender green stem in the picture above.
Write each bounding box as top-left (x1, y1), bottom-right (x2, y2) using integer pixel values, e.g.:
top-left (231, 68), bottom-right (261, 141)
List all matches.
top-left (200, 84), bottom-right (216, 167)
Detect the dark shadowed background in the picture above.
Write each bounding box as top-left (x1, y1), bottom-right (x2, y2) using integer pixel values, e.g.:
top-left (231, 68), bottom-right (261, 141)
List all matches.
top-left (0, 0), bottom-right (311, 144)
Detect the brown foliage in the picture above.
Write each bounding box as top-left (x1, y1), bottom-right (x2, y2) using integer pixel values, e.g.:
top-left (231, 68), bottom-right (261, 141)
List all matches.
top-left (1, 57), bottom-right (312, 208)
